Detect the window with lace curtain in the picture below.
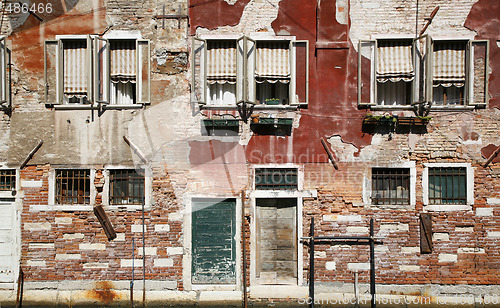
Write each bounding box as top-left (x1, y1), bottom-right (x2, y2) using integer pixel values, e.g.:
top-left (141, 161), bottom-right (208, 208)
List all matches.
top-left (358, 37), bottom-right (489, 108)
top-left (376, 39), bottom-right (414, 106)
top-left (191, 36), bottom-right (308, 107)
top-left (45, 35), bottom-right (150, 106)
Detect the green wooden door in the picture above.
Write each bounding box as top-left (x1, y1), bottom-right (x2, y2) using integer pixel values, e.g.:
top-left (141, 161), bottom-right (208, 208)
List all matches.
top-left (192, 199), bottom-right (236, 284)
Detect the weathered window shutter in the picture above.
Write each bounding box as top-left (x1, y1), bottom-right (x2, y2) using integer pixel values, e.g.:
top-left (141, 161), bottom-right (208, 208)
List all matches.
top-left (468, 40), bottom-right (489, 106)
top-left (85, 35), bottom-right (93, 103)
top-left (93, 205), bottom-right (117, 241)
top-left (93, 37), bottom-right (109, 104)
top-left (191, 37), bottom-right (206, 105)
top-left (420, 213), bottom-right (433, 253)
top-left (358, 40), bottom-right (376, 107)
top-left (44, 40), bottom-right (62, 105)
top-left (413, 35), bottom-right (430, 105)
top-left (290, 40), bottom-right (309, 106)
top-left (0, 38), bottom-right (9, 105)
top-left (245, 36), bottom-right (256, 104)
top-left (136, 39), bottom-right (151, 104)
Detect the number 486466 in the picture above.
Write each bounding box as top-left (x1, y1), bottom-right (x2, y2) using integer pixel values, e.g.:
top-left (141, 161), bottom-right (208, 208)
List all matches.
top-left (5, 2), bottom-right (53, 14)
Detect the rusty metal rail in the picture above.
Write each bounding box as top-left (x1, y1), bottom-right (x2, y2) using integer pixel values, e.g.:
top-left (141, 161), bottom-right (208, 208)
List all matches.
top-left (301, 218), bottom-right (383, 308)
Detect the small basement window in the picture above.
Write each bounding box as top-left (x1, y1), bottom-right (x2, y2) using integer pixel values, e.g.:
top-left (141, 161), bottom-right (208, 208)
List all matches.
top-left (202, 119), bottom-right (239, 136)
top-left (428, 167), bottom-right (466, 205)
top-left (255, 168), bottom-right (298, 190)
top-left (372, 168), bottom-right (410, 205)
top-left (0, 170), bottom-right (15, 191)
top-left (55, 169), bottom-right (91, 205)
top-left (109, 169), bottom-right (145, 205)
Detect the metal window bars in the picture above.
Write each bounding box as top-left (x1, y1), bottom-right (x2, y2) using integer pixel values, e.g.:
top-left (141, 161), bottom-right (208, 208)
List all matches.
top-left (428, 167), bottom-right (466, 205)
top-left (372, 168), bottom-right (410, 205)
top-left (110, 169), bottom-right (145, 205)
top-left (55, 169), bottom-right (90, 205)
top-left (0, 170), bottom-right (15, 191)
top-left (255, 168), bottom-right (298, 190)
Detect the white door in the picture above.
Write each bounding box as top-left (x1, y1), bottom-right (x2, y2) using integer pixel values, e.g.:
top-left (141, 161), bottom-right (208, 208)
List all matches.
top-left (0, 199), bottom-right (18, 289)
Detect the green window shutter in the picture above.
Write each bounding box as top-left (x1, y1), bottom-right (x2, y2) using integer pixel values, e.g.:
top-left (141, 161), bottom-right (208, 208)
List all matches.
top-left (192, 199), bottom-right (236, 284)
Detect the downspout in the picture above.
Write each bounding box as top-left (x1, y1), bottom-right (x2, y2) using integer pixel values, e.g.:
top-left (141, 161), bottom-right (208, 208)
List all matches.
top-left (142, 200), bottom-right (146, 307)
top-left (241, 190), bottom-right (248, 308)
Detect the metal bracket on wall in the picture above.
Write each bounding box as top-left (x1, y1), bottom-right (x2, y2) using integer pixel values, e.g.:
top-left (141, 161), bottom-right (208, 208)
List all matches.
top-left (154, 4), bottom-right (188, 29)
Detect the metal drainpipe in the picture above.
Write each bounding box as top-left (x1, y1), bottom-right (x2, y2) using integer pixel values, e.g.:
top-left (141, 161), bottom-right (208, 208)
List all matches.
top-left (241, 190), bottom-right (248, 308)
top-left (142, 200), bottom-right (146, 307)
top-left (354, 270), bottom-right (359, 308)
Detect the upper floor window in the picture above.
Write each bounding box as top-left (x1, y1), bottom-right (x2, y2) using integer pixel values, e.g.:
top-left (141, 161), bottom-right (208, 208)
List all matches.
top-left (45, 36), bottom-right (150, 106)
top-left (191, 36), bottom-right (308, 108)
top-left (376, 39), bottom-right (414, 106)
top-left (358, 37), bottom-right (489, 108)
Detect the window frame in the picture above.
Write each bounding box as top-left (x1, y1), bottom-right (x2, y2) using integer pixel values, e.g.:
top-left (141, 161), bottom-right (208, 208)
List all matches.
top-left (45, 35), bottom-right (92, 106)
top-left (0, 37), bottom-right (10, 107)
top-left (371, 167), bottom-right (411, 206)
top-left (0, 168), bottom-right (18, 198)
top-left (358, 37), bottom-right (417, 109)
top-left (358, 36), bottom-right (489, 110)
top-left (44, 34), bottom-right (150, 108)
top-left (102, 166), bottom-right (152, 210)
top-left (422, 163), bottom-right (474, 211)
top-left (48, 168), bottom-right (95, 210)
top-left (363, 162), bottom-right (416, 209)
top-left (428, 38), bottom-right (489, 108)
top-left (191, 35), bottom-right (308, 109)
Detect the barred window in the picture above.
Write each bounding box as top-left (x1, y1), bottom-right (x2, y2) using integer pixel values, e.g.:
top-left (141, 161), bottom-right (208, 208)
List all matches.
top-left (428, 167), bottom-right (466, 205)
top-left (372, 168), bottom-right (410, 205)
top-left (255, 168), bottom-right (298, 190)
top-left (0, 170), bottom-right (16, 191)
top-left (55, 169), bottom-right (90, 205)
top-left (110, 169), bottom-right (145, 205)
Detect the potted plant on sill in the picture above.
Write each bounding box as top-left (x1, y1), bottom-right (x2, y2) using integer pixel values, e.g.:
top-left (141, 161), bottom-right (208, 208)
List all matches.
top-left (265, 98), bottom-right (280, 105)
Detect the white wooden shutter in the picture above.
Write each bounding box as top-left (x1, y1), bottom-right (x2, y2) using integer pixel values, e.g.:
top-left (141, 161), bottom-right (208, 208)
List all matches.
top-left (237, 36), bottom-right (245, 104)
top-left (413, 35), bottom-right (430, 104)
top-left (468, 40), bottom-right (489, 106)
top-left (93, 37), bottom-right (109, 104)
top-left (137, 39), bottom-right (151, 104)
top-left (246, 37), bottom-right (256, 104)
top-left (44, 40), bottom-right (62, 105)
top-left (358, 40), bottom-right (376, 107)
top-left (290, 40), bottom-right (308, 106)
top-left (191, 37), bottom-right (206, 105)
top-left (0, 38), bottom-right (8, 105)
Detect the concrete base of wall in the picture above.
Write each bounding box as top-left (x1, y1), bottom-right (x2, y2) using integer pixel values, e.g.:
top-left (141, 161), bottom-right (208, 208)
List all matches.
top-left (1, 281), bottom-right (499, 307)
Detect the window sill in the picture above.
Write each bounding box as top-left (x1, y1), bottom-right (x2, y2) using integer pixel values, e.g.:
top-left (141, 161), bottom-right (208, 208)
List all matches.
top-left (201, 104), bottom-right (298, 111)
top-left (370, 203), bottom-right (415, 210)
top-left (370, 105), bottom-right (415, 111)
top-left (29, 204), bottom-right (93, 211)
top-left (52, 104), bottom-right (144, 110)
top-left (429, 105), bottom-right (475, 111)
top-left (104, 204), bottom-right (152, 211)
top-left (424, 204), bottom-right (472, 212)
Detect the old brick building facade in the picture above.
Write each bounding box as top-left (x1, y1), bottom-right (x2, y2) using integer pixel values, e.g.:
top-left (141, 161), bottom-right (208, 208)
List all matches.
top-left (0, 0), bottom-right (498, 306)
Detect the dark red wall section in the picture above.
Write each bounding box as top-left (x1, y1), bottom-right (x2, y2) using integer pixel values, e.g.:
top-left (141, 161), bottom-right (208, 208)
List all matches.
top-left (465, 0), bottom-right (500, 109)
top-left (189, 0), bottom-right (372, 165)
top-left (189, 0), bottom-right (251, 35)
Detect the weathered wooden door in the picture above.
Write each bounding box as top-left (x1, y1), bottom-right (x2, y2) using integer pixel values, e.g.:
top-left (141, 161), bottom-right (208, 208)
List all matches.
top-left (256, 198), bottom-right (297, 285)
top-left (192, 199), bottom-right (236, 284)
top-left (0, 199), bottom-right (17, 289)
